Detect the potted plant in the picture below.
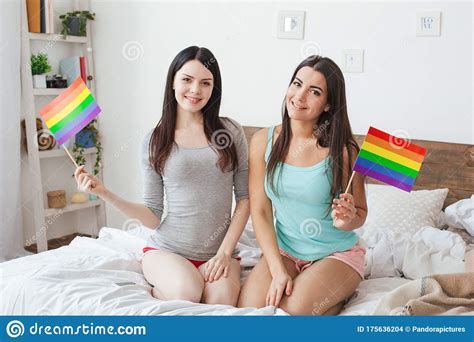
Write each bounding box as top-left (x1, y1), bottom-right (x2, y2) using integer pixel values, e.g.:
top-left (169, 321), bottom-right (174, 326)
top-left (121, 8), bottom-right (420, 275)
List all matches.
top-left (60, 10), bottom-right (96, 38)
top-left (72, 119), bottom-right (102, 199)
top-left (31, 52), bottom-right (52, 88)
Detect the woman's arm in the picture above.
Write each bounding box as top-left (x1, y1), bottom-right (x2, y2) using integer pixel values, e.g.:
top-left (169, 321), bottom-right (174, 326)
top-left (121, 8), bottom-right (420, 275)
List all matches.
top-left (205, 119), bottom-right (251, 282)
top-left (74, 166), bottom-right (162, 230)
top-left (249, 128), bottom-right (293, 307)
top-left (332, 146), bottom-right (368, 231)
top-left (74, 131), bottom-right (163, 230)
top-left (217, 198), bottom-right (250, 256)
top-left (248, 128), bottom-right (286, 275)
top-left (101, 189), bottom-right (161, 229)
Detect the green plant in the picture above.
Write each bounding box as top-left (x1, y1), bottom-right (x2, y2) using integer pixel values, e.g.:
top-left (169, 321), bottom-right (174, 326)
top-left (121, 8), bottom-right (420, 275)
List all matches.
top-left (30, 53), bottom-right (52, 75)
top-left (72, 119), bottom-right (102, 176)
top-left (60, 10), bottom-right (96, 38)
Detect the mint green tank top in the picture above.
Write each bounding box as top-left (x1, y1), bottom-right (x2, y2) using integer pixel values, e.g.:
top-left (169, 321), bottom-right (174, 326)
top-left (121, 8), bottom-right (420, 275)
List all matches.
top-left (264, 126), bottom-right (358, 260)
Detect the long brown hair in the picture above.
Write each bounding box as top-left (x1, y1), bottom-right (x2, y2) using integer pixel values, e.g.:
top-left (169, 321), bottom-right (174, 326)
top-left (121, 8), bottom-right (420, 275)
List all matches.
top-left (266, 55), bottom-right (361, 216)
top-left (149, 46), bottom-right (238, 174)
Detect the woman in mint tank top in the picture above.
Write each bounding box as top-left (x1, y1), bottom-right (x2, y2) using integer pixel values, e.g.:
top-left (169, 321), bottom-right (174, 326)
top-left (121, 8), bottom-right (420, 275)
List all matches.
top-left (239, 55), bottom-right (368, 315)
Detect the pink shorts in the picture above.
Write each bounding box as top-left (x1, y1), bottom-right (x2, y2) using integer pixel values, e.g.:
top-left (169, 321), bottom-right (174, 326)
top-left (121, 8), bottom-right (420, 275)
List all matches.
top-left (279, 243), bottom-right (366, 279)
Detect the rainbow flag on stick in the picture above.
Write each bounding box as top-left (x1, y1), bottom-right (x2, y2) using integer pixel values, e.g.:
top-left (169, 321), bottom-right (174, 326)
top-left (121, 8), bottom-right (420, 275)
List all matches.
top-left (352, 126), bottom-right (426, 192)
top-left (39, 77), bottom-right (101, 145)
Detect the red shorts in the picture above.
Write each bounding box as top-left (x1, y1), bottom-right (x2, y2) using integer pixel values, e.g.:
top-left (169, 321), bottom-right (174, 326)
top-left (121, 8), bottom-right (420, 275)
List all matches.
top-left (142, 247), bottom-right (241, 268)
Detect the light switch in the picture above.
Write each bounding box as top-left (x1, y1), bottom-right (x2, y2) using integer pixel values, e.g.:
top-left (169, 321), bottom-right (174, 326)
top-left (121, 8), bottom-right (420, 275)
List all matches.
top-left (416, 11), bottom-right (441, 36)
top-left (341, 49), bottom-right (364, 73)
top-left (277, 10), bottom-right (305, 40)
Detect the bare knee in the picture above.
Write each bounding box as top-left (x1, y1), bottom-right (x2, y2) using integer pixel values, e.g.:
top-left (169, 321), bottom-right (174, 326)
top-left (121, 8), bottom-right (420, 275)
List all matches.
top-left (321, 301), bottom-right (345, 316)
top-left (280, 296), bottom-right (341, 316)
top-left (204, 285), bottom-right (240, 306)
top-left (142, 250), bottom-right (204, 303)
top-left (164, 282), bottom-right (203, 303)
top-left (279, 295), bottom-right (316, 316)
top-left (279, 299), bottom-right (306, 316)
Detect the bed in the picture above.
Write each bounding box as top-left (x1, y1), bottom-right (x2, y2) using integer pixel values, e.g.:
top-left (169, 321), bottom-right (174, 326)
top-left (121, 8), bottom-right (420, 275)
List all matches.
top-left (1, 126), bottom-right (472, 315)
top-left (0, 225), bottom-right (413, 316)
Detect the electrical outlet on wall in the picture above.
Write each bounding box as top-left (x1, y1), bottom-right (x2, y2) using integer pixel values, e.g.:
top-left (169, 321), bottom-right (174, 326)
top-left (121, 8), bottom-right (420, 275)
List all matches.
top-left (341, 49), bottom-right (364, 73)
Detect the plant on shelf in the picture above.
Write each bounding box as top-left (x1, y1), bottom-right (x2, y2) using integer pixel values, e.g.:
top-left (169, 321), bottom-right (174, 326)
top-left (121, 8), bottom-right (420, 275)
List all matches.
top-left (72, 118), bottom-right (102, 177)
top-left (59, 10), bottom-right (96, 38)
top-left (30, 52), bottom-right (52, 88)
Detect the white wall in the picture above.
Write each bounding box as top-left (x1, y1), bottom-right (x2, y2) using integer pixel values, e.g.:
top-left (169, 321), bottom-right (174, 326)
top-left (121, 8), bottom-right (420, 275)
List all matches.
top-left (89, 1), bottom-right (473, 229)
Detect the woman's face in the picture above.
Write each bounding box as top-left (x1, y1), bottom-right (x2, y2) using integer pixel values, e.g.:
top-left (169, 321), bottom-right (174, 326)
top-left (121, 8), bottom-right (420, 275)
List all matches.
top-left (286, 66), bottom-right (330, 122)
top-left (173, 59), bottom-right (214, 113)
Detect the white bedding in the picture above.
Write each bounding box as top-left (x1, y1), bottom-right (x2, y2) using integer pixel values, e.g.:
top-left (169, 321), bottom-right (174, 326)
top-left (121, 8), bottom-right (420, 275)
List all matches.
top-left (0, 225), bottom-right (414, 315)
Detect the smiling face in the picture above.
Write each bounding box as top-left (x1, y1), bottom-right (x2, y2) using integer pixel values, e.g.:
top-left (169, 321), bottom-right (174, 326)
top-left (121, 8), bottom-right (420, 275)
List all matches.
top-left (286, 66), bottom-right (331, 122)
top-left (173, 59), bottom-right (214, 113)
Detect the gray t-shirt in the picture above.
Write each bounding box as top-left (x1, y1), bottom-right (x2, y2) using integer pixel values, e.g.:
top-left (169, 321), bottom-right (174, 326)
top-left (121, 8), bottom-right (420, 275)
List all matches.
top-left (141, 118), bottom-right (249, 261)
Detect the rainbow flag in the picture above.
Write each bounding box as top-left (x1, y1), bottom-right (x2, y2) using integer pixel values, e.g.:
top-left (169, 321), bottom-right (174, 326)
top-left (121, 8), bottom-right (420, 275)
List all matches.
top-left (39, 77), bottom-right (101, 145)
top-left (353, 126), bottom-right (426, 192)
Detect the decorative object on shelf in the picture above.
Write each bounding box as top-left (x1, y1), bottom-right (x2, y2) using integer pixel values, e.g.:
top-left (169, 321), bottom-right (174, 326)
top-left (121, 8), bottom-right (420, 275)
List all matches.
top-left (60, 10), bottom-right (95, 38)
top-left (36, 118), bottom-right (56, 150)
top-left (46, 74), bottom-right (68, 88)
top-left (73, 118), bottom-right (102, 176)
top-left (47, 190), bottom-right (67, 208)
top-left (59, 55), bottom-right (86, 87)
top-left (22, 1), bottom-right (105, 252)
top-left (31, 52), bottom-right (52, 89)
top-left (71, 192), bottom-right (89, 204)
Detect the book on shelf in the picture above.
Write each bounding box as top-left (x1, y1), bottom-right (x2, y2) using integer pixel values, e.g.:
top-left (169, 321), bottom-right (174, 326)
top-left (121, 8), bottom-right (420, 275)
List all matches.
top-left (26, 0), bottom-right (41, 33)
top-left (26, 0), bottom-right (55, 33)
top-left (80, 56), bottom-right (86, 83)
top-left (40, 0), bottom-right (45, 33)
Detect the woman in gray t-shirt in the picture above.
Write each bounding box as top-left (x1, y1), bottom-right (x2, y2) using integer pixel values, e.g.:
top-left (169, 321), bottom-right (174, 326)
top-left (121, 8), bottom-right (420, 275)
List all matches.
top-left (74, 46), bottom-right (249, 306)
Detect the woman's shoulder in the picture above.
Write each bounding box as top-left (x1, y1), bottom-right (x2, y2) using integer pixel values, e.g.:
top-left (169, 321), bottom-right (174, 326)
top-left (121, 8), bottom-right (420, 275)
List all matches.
top-left (248, 124), bottom-right (280, 156)
top-left (252, 124), bottom-right (281, 143)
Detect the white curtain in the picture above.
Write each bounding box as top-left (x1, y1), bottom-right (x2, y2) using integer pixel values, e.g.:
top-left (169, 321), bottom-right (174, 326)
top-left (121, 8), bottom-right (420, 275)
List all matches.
top-left (0, 0), bottom-right (28, 261)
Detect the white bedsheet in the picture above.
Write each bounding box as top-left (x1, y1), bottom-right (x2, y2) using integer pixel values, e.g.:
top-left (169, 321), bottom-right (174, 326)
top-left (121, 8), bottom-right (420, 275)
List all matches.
top-left (339, 278), bottom-right (411, 315)
top-left (0, 225), bottom-right (406, 315)
top-left (362, 226), bottom-right (466, 279)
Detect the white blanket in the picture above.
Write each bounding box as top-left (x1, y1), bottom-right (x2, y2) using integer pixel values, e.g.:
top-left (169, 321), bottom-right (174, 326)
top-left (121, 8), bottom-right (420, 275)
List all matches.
top-left (0, 227), bottom-right (283, 315)
top-left (0, 225), bottom-right (414, 315)
top-left (362, 226), bottom-right (466, 279)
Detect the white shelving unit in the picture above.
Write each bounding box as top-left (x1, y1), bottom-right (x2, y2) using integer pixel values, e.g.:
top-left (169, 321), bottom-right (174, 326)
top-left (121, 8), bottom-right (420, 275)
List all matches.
top-left (33, 88), bottom-right (65, 96)
top-left (20, 0), bottom-right (106, 252)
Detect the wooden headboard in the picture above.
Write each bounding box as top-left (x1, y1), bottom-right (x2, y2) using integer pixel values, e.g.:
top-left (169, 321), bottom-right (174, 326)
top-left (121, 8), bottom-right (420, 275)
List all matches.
top-left (243, 126), bottom-right (474, 208)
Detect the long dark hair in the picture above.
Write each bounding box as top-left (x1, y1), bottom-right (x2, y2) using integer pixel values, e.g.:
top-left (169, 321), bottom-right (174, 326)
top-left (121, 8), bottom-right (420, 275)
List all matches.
top-left (266, 55), bottom-right (361, 216)
top-left (149, 46), bottom-right (238, 174)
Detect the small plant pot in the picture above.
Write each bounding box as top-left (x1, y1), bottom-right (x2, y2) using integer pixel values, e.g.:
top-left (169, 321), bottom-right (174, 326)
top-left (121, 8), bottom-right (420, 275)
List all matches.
top-left (33, 74), bottom-right (47, 88)
top-left (75, 130), bottom-right (96, 148)
top-left (67, 17), bottom-right (87, 36)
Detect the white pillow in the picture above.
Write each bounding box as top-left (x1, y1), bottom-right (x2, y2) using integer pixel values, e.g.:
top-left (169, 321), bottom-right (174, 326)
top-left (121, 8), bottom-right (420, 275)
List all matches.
top-left (358, 184), bottom-right (448, 247)
top-left (443, 195), bottom-right (474, 236)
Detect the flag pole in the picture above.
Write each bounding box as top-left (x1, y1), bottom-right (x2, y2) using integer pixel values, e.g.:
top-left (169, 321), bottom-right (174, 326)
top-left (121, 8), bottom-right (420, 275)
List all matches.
top-left (344, 171), bottom-right (356, 194)
top-left (61, 145), bottom-right (79, 168)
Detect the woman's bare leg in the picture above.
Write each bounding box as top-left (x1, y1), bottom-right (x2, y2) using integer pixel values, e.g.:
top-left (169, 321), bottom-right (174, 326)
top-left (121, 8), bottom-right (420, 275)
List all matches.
top-left (142, 250), bottom-right (204, 303)
top-left (237, 255), bottom-right (298, 308)
top-left (279, 258), bottom-right (362, 315)
top-left (198, 258), bottom-right (241, 306)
